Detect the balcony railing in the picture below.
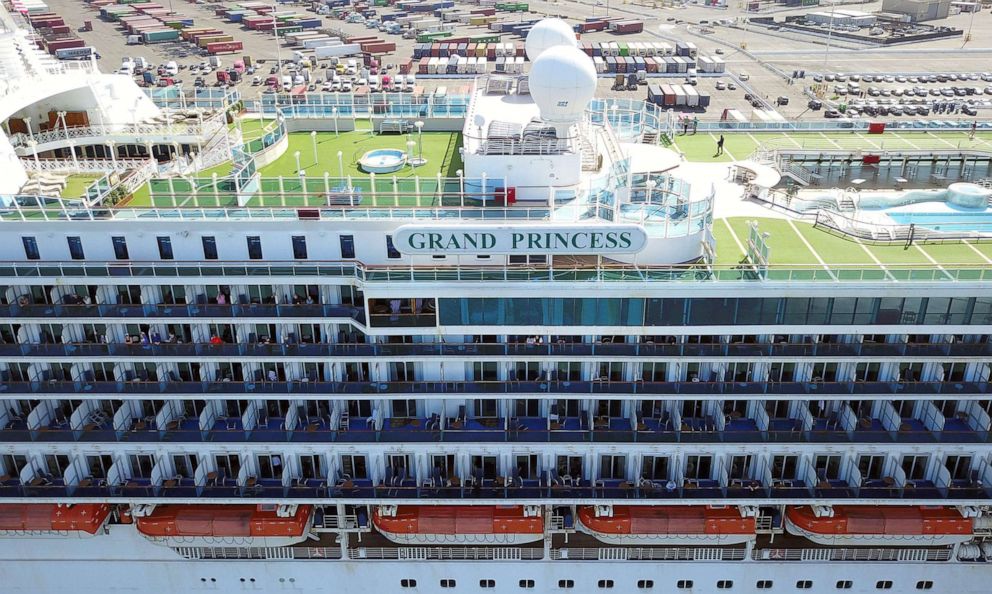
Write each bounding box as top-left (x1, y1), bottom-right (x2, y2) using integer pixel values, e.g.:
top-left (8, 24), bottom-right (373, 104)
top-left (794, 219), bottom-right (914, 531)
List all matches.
top-left (0, 341), bottom-right (987, 360)
top-left (1, 481), bottom-right (986, 503)
top-left (2, 302), bottom-right (365, 323)
top-left (2, 379), bottom-right (985, 397)
top-left (2, 260), bottom-right (992, 285)
top-left (4, 425), bottom-right (988, 446)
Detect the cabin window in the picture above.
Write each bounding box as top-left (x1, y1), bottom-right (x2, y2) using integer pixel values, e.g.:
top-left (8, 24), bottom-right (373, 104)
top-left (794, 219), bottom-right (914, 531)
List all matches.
top-left (717, 581), bottom-right (733, 589)
top-left (836, 581), bottom-right (853, 589)
top-left (247, 236), bottom-right (263, 260)
top-left (202, 236), bottom-right (218, 260)
top-left (876, 582), bottom-right (893, 590)
top-left (677, 581), bottom-right (694, 589)
top-left (558, 580), bottom-right (574, 589)
top-left (400, 579), bottom-right (416, 588)
top-left (756, 581), bottom-right (773, 589)
top-left (480, 580), bottom-right (495, 588)
top-left (340, 235), bottom-right (355, 258)
top-left (112, 236), bottom-right (129, 260)
top-left (597, 580), bottom-right (614, 589)
top-left (292, 236), bottom-right (308, 259)
top-left (519, 580), bottom-right (535, 588)
top-left (916, 582), bottom-right (933, 590)
top-left (157, 236), bottom-right (174, 260)
top-left (440, 579), bottom-right (456, 588)
top-left (797, 580), bottom-right (813, 589)
top-left (386, 235), bottom-right (401, 259)
top-left (637, 580), bottom-right (654, 589)
top-left (67, 236), bottom-right (85, 260)
top-left (22, 237), bottom-right (40, 260)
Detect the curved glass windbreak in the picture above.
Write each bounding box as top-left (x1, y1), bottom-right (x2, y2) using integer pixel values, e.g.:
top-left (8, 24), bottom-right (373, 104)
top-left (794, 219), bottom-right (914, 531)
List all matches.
top-left (587, 98), bottom-right (666, 142)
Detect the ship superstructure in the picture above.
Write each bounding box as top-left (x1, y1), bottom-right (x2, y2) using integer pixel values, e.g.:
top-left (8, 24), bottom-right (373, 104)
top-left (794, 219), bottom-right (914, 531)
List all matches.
top-left (2, 11), bottom-right (992, 594)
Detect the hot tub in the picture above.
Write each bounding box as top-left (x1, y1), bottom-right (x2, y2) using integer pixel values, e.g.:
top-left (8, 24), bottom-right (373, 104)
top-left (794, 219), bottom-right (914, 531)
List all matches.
top-left (358, 149), bottom-right (407, 174)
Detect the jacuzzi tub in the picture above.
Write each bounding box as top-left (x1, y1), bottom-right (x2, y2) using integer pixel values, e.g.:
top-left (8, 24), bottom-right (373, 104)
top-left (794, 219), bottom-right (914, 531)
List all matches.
top-left (358, 149), bottom-right (407, 174)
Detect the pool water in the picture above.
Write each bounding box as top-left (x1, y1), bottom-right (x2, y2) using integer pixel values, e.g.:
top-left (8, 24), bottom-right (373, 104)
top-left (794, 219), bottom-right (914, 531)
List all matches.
top-left (887, 211), bottom-right (992, 233)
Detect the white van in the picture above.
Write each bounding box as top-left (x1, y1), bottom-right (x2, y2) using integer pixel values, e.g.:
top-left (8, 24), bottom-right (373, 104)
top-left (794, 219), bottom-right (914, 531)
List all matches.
top-left (164, 61), bottom-right (179, 76)
top-left (281, 75), bottom-right (292, 91)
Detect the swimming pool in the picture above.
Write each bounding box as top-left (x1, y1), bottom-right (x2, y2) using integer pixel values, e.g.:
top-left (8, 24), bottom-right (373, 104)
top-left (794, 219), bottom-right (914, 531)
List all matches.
top-left (887, 211), bottom-right (992, 234)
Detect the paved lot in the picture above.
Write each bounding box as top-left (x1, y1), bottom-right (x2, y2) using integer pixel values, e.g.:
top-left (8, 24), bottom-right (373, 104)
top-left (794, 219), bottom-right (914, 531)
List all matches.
top-left (43, 0), bottom-right (992, 120)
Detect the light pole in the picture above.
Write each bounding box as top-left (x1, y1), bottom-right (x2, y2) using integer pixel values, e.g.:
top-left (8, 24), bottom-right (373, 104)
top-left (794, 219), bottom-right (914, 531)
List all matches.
top-left (332, 107), bottom-right (339, 137)
top-left (411, 120), bottom-right (426, 166)
top-left (337, 150), bottom-right (344, 180)
top-left (294, 150), bottom-right (301, 173)
top-left (310, 130), bottom-right (318, 165)
top-left (272, 2), bottom-right (282, 70)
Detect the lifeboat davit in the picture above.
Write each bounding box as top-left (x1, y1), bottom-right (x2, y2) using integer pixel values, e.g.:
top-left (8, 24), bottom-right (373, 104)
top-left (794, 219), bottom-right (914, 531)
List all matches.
top-left (0, 504), bottom-right (111, 537)
top-left (373, 505), bottom-right (544, 545)
top-left (786, 506), bottom-right (973, 546)
top-left (136, 505), bottom-right (312, 547)
top-left (577, 506), bottom-right (756, 545)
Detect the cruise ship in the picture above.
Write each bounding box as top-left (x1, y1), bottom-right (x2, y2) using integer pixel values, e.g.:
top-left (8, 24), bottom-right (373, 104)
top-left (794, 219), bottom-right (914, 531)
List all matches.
top-left (2, 6), bottom-right (992, 593)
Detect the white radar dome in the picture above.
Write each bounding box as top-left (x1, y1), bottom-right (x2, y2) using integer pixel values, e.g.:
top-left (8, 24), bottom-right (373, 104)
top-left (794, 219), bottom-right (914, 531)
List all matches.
top-left (525, 18), bottom-right (577, 61)
top-left (528, 45), bottom-right (597, 129)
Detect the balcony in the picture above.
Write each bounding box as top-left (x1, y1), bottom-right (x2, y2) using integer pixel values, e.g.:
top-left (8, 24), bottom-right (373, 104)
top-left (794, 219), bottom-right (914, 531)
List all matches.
top-left (1, 339), bottom-right (987, 360)
top-left (2, 379), bottom-right (985, 398)
top-left (2, 476), bottom-right (989, 503)
top-left (1, 302), bottom-right (366, 324)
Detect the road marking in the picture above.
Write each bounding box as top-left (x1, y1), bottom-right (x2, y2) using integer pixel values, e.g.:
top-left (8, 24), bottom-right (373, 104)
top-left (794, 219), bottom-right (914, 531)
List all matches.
top-left (926, 131), bottom-right (958, 149)
top-left (963, 241), bottom-right (992, 265)
top-left (786, 219), bottom-right (828, 269)
top-left (819, 132), bottom-right (843, 149)
top-left (722, 218), bottom-right (747, 261)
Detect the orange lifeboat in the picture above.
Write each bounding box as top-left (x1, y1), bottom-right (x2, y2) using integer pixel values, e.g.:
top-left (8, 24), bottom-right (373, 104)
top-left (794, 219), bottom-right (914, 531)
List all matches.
top-left (786, 506), bottom-right (973, 546)
top-left (0, 504), bottom-right (111, 536)
top-left (373, 505), bottom-right (544, 545)
top-left (136, 504), bottom-right (312, 547)
top-left (577, 505), bottom-right (756, 545)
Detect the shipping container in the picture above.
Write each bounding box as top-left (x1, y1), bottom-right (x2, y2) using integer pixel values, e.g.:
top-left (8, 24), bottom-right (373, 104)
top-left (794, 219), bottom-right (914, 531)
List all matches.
top-left (611, 20), bottom-right (643, 34)
top-left (206, 40), bottom-right (244, 54)
top-left (142, 28), bottom-right (180, 43)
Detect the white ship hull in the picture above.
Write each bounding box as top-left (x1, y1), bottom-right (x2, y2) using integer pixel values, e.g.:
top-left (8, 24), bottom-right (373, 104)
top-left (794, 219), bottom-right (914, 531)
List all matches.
top-left (2, 527), bottom-right (992, 594)
top-left (376, 528), bottom-right (544, 545)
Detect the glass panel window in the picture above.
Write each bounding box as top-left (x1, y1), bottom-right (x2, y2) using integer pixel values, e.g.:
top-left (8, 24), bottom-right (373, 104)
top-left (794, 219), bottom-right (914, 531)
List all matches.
top-left (202, 236), bottom-right (218, 260)
top-left (111, 236), bottom-right (129, 260)
top-left (22, 237), bottom-right (40, 260)
top-left (292, 236), bottom-right (308, 259)
top-left (156, 236), bottom-right (173, 260)
top-left (247, 236), bottom-right (263, 260)
top-left (340, 235), bottom-right (355, 259)
top-left (67, 236), bottom-right (85, 260)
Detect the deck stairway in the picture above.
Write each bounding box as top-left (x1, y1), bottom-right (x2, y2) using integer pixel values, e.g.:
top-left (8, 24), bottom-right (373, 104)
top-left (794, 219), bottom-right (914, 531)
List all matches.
top-left (579, 134), bottom-right (599, 171)
top-left (838, 193), bottom-right (856, 210)
top-left (640, 130), bottom-right (658, 145)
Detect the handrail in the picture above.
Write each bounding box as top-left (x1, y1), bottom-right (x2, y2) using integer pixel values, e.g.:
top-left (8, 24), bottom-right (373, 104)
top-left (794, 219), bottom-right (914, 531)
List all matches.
top-left (0, 340), bottom-right (985, 359)
top-left (0, 260), bottom-right (990, 284)
top-left (1, 379), bottom-right (986, 397)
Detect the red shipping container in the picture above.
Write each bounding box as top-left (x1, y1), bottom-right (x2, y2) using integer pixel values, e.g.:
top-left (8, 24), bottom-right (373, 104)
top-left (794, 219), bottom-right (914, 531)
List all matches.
top-left (207, 41), bottom-right (244, 54)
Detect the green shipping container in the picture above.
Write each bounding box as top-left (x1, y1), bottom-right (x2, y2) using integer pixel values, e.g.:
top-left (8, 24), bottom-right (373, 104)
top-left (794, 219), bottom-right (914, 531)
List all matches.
top-left (618, 42), bottom-right (628, 57)
top-left (275, 26), bottom-right (302, 36)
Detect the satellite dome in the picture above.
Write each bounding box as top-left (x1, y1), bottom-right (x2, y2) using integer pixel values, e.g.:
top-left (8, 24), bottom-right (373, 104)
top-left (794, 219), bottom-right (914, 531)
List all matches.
top-left (528, 45), bottom-right (597, 130)
top-left (525, 18), bottom-right (577, 61)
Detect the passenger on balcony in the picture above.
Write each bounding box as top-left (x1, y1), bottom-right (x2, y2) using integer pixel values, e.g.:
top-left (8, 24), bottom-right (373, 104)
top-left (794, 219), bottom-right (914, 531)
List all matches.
top-left (139, 332), bottom-right (149, 345)
top-left (151, 331), bottom-right (161, 345)
top-left (216, 293), bottom-right (227, 305)
top-left (209, 334), bottom-right (223, 345)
